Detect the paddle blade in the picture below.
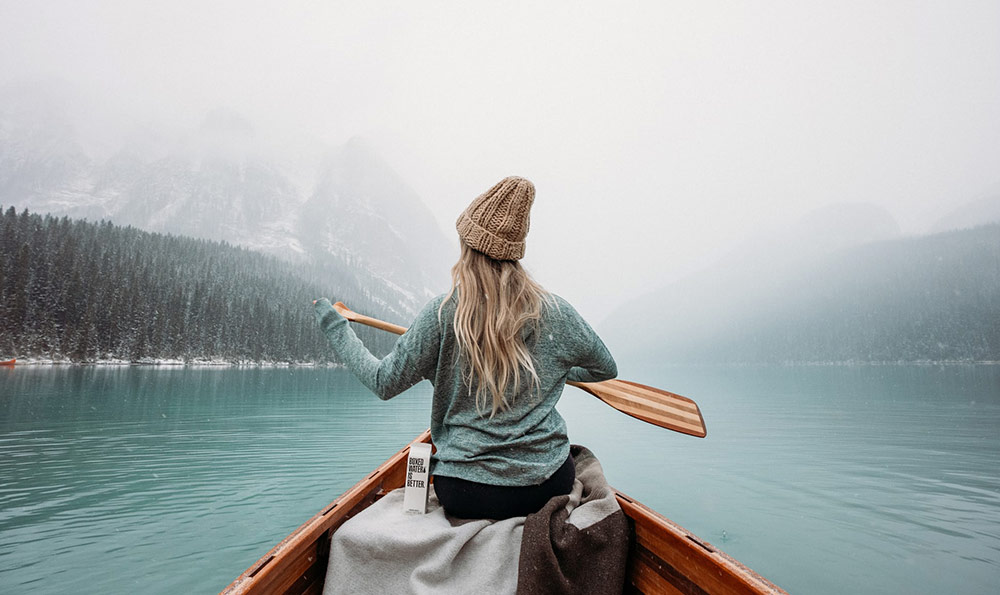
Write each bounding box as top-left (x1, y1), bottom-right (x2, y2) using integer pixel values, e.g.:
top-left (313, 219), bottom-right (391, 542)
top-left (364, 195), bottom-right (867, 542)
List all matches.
top-left (567, 379), bottom-right (707, 437)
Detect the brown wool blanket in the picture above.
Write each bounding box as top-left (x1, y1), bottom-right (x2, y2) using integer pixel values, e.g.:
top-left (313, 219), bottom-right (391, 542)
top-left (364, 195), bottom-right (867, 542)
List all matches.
top-left (323, 445), bottom-right (629, 595)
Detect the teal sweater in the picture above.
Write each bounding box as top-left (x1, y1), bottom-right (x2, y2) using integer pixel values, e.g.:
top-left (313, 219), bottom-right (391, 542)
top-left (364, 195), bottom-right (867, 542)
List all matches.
top-left (313, 294), bottom-right (617, 486)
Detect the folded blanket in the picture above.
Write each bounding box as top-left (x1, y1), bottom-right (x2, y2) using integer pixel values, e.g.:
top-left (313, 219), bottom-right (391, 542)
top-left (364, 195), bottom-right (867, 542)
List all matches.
top-left (323, 445), bottom-right (628, 595)
top-left (517, 445), bottom-right (630, 595)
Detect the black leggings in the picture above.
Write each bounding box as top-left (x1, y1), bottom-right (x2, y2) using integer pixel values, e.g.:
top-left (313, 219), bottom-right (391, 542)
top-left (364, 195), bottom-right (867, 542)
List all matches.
top-left (433, 454), bottom-right (576, 520)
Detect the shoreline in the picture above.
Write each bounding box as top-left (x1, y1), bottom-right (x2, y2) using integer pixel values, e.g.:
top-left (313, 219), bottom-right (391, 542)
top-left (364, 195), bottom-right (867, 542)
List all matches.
top-left (6, 358), bottom-right (997, 368)
top-left (6, 358), bottom-right (343, 368)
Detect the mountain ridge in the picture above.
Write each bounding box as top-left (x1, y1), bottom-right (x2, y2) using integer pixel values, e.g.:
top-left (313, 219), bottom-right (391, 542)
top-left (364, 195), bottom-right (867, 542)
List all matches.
top-left (0, 82), bottom-right (452, 317)
top-left (601, 218), bottom-right (1000, 365)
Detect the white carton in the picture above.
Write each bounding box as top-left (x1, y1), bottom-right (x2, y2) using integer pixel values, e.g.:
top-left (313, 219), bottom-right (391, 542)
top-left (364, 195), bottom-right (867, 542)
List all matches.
top-left (402, 442), bottom-right (432, 514)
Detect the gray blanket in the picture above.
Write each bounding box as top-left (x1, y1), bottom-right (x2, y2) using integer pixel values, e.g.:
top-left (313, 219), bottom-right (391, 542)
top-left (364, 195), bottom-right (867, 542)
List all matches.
top-left (323, 445), bottom-right (628, 595)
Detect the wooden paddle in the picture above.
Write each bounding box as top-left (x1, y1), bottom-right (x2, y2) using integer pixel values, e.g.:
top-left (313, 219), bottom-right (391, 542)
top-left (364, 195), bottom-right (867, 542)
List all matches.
top-left (331, 301), bottom-right (707, 438)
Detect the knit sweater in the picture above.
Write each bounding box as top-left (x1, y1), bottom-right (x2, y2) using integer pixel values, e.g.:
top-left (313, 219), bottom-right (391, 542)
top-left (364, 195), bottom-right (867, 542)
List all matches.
top-left (313, 294), bottom-right (617, 486)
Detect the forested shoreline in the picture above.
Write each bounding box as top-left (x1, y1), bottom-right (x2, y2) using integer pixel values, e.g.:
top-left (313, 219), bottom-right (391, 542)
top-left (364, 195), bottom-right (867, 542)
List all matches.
top-left (0, 207), bottom-right (401, 363)
top-left (5, 205), bottom-right (997, 367)
top-left (605, 223), bottom-right (1000, 365)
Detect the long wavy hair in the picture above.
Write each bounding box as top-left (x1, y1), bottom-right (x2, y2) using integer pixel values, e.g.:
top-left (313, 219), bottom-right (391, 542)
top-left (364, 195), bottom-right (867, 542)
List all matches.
top-left (440, 243), bottom-right (552, 417)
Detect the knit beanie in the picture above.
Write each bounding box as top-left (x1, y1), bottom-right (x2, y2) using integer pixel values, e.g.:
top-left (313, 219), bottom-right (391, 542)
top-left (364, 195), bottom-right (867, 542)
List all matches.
top-left (456, 176), bottom-right (535, 261)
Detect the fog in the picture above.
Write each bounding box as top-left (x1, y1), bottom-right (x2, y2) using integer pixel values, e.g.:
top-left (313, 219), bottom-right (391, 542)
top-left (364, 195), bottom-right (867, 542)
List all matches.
top-left (2, 0), bottom-right (999, 319)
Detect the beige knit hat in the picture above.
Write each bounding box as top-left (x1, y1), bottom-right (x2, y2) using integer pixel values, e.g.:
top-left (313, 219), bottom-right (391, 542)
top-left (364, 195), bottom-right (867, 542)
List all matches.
top-left (456, 176), bottom-right (535, 261)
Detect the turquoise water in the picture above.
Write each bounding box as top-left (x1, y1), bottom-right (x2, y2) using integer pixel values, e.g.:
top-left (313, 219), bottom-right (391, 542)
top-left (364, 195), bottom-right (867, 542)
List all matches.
top-left (1, 365), bottom-right (998, 594)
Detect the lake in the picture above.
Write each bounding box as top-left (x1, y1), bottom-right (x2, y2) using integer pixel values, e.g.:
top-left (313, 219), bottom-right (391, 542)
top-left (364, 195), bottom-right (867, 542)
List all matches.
top-left (1, 365), bottom-right (998, 594)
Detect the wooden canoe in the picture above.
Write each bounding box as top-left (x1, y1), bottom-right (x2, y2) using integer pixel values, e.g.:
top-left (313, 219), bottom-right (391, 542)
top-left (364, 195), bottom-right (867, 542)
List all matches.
top-left (0, 359), bottom-right (14, 366)
top-left (221, 431), bottom-right (787, 595)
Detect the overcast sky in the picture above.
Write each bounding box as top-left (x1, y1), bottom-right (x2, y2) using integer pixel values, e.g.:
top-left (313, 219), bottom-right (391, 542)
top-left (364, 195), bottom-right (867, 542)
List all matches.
top-left (2, 0), bottom-right (998, 317)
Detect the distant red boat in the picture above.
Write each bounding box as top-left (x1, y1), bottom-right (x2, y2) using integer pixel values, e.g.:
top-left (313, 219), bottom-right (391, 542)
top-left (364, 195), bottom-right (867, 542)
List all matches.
top-left (0, 359), bottom-right (15, 366)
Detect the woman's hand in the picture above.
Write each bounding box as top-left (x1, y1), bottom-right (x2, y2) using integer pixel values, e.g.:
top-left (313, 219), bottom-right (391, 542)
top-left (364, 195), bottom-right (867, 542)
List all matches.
top-left (313, 298), bottom-right (340, 328)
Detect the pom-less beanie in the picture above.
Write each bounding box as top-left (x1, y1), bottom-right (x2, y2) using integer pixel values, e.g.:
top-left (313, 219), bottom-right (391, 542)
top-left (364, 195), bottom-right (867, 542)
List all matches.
top-left (456, 176), bottom-right (535, 261)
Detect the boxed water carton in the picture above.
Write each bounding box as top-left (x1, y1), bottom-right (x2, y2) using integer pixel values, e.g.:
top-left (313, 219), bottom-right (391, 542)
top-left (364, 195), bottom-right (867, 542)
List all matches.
top-left (402, 442), bottom-right (432, 514)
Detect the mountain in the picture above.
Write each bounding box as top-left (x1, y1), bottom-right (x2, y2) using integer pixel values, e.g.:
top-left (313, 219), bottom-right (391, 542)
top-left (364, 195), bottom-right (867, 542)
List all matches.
top-left (930, 195), bottom-right (1000, 233)
top-left (0, 81), bottom-right (94, 213)
top-left (95, 109), bottom-right (304, 256)
top-left (299, 137), bottom-right (453, 305)
top-left (0, 82), bottom-right (452, 318)
top-left (601, 203), bottom-right (900, 351)
top-left (601, 210), bottom-right (999, 365)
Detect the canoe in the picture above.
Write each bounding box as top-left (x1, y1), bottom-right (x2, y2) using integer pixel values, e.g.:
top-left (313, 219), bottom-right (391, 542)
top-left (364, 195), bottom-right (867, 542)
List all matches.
top-left (0, 359), bottom-right (14, 366)
top-left (221, 431), bottom-right (787, 595)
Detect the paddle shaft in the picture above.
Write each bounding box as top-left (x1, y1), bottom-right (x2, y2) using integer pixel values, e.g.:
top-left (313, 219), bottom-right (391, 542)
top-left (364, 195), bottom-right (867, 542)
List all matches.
top-left (330, 302), bottom-right (706, 437)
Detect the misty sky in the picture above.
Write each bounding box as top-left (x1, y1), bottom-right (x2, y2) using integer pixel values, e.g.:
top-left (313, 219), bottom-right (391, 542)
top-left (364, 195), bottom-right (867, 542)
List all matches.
top-left (2, 1), bottom-right (999, 317)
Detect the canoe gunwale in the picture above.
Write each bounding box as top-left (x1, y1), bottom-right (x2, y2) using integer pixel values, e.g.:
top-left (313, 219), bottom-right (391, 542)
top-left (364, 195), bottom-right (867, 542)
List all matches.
top-left (615, 490), bottom-right (787, 595)
top-left (220, 431), bottom-right (432, 595)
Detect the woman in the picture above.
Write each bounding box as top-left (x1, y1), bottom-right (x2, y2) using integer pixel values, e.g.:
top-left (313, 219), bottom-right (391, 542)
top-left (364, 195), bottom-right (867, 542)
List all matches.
top-left (313, 176), bottom-right (617, 520)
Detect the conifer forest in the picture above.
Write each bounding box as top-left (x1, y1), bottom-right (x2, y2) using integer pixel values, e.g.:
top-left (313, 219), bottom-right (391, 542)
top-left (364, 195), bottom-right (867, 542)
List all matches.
top-left (0, 207), bottom-right (400, 363)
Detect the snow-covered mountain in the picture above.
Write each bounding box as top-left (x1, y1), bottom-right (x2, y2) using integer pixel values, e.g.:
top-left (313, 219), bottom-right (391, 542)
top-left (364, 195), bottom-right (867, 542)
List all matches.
top-left (94, 108), bottom-right (304, 256)
top-left (0, 82), bottom-right (452, 316)
top-left (0, 82), bottom-right (95, 214)
top-left (300, 137), bottom-right (453, 304)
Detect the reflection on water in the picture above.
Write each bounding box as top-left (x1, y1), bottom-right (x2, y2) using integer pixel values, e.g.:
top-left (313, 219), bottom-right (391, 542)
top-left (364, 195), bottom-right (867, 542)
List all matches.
top-left (1, 365), bottom-right (999, 594)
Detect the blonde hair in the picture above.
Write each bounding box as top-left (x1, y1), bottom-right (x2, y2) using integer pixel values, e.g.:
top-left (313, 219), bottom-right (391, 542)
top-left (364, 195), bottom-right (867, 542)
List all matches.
top-left (440, 243), bottom-right (551, 417)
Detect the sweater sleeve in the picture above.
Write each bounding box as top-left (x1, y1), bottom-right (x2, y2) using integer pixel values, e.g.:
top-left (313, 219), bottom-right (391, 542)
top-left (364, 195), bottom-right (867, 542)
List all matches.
top-left (560, 301), bottom-right (618, 384)
top-left (313, 298), bottom-right (442, 400)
